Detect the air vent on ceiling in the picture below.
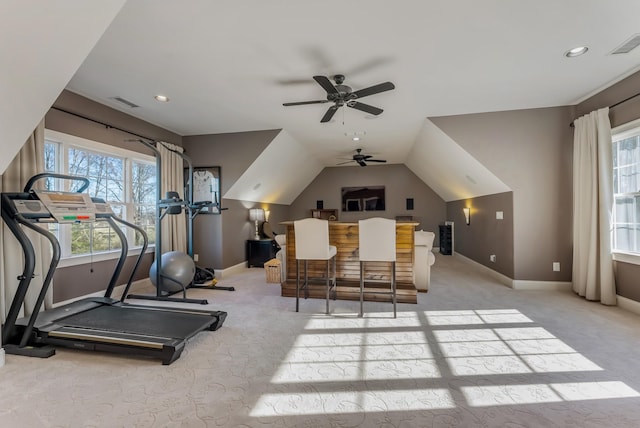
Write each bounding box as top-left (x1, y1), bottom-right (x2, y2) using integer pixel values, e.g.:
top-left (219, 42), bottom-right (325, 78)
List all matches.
top-left (110, 96), bottom-right (139, 108)
top-left (611, 34), bottom-right (640, 55)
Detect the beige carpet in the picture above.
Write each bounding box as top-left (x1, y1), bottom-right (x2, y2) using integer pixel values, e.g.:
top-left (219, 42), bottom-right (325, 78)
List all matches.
top-left (2, 254), bottom-right (640, 427)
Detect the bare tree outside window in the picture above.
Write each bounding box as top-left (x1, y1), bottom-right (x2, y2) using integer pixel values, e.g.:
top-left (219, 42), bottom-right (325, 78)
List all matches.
top-left (132, 161), bottom-right (156, 246)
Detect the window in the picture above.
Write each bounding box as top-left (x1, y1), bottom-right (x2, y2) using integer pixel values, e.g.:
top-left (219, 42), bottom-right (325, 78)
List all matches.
top-left (44, 130), bottom-right (156, 261)
top-left (612, 121), bottom-right (640, 255)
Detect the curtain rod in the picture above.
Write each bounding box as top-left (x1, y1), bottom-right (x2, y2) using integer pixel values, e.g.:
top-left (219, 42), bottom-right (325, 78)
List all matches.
top-left (50, 106), bottom-right (157, 142)
top-left (569, 90), bottom-right (640, 128)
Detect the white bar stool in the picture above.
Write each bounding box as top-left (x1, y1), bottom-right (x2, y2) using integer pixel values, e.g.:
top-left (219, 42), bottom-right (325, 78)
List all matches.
top-left (294, 218), bottom-right (337, 314)
top-left (358, 217), bottom-right (397, 317)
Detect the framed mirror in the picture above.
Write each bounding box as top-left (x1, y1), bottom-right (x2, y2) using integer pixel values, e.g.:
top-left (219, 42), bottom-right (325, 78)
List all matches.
top-left (186, 166), bottom-right (221, 214)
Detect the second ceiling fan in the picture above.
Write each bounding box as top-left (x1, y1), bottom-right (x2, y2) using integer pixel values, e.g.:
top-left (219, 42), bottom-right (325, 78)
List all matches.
top-left (338, 148), bottom-right (387, 167)
top-left (283, 74), bottom-right (395, 123)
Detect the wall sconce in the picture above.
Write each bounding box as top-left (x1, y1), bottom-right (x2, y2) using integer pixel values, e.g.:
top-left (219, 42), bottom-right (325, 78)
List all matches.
top-left (249, 208), bottom-right (265, 240)
top-left (463, 207), bottom-right (471, 225)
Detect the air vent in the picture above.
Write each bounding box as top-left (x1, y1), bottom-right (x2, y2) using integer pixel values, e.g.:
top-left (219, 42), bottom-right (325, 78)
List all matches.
top-left (611, 34), bottom-right (640, 55)
top-left (110, 96), bottom-right (139, 108)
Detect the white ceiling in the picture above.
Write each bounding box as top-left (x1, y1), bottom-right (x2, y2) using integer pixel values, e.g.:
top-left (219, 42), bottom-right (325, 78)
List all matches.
top-left (5, 1), bottom-right (640, 204)
top-left (65, 0), bottom-right (640, 169)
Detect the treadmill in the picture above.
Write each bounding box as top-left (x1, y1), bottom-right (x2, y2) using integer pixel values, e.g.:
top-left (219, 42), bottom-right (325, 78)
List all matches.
top-left (1, 173), bottom-right (227, 365)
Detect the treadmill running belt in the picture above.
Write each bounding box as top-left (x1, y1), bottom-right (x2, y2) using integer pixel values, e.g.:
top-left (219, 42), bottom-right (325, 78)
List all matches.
top-left (60, 305), bottom-right (215, 339)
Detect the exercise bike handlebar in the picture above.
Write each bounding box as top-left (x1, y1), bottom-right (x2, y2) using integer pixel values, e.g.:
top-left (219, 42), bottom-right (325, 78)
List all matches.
top-left (23, 173), bottom-right (91, 193)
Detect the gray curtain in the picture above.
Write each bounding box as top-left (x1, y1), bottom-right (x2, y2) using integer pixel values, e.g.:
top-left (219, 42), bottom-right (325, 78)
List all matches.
top-left (1, 119), bottom-right (51, 325)
top-left (572, 108), bottom-right (616, 305)
top-left (157, 142), bottom-right (187, 253)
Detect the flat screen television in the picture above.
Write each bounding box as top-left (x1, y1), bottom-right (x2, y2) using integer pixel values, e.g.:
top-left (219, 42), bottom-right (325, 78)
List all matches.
top-left (341, 186), bottom-right (385, 212)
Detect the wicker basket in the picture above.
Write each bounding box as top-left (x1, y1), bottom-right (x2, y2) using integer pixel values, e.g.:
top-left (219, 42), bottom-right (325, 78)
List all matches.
top-left (264, 258), bottom-right (281, 283)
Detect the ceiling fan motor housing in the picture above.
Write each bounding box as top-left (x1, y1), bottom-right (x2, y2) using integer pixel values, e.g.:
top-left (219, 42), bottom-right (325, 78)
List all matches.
top-left (283, 74), bottom-right (395, 122)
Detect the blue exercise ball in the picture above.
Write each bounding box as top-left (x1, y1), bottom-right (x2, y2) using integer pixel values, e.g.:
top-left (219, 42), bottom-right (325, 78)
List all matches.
top-left (149, 251), bottom-right (195, 293)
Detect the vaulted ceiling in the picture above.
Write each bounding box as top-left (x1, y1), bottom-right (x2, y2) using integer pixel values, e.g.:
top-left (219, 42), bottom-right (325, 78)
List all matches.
top-left (4, 1), bottom-right (640, 202)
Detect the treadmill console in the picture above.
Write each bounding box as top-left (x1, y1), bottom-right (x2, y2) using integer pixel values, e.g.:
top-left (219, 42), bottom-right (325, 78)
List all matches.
top-left (93, 201), bottom-right (116, 216)
top-left (34, 190), bottom-right (96, 223)
top-left (13, 199), bottom-right (51, 220)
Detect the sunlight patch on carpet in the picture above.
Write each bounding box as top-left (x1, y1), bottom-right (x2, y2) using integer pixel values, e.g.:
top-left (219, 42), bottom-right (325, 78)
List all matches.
top-left (425, 309), bottom-right (534, 326)
top-left (303, 312), bottom-right (422, 329)
top-left (462, 381), bottom-right (640, 407)
top-left (250, 389), bottom-right (455, 416)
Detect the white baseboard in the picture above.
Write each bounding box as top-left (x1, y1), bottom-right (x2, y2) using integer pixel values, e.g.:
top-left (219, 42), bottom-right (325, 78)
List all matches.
top-left (454, 253), bottom-right (512, 287)
top-left (215, 261), bottom-right (248, 278)
top-left (453, 253), bottom-right (572, 291)
top-left (511, 280), bottom-right (572, 291)
top-left (617, 295), bottom-right (640, 316)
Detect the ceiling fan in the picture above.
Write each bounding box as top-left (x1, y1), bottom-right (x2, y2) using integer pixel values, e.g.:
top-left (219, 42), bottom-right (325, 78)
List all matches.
top-left (337, 148), bottom-right (387, 167)
top-left (283, 74), bottom-right (395, 123)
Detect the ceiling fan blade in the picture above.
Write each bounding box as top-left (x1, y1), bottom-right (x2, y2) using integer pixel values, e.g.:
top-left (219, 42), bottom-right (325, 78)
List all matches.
top-left (352, 81), bottom-right (395, 99)
top-left (357, 160), bottom-right (367, 167)
top-left (313, 75), bottom-right (338, 94)
top-left (321, 105), bottom-right (339, 123)
top-left (348, 101), bottom-right (383, 115)
top-left (336, 160), bottom-right (355, 165)
top-left (366, 159), bottom-right (387, 163)
top-left (362, 155), bottom-right (373, 160)
top-left (283, 100), bottom-right (329, 106)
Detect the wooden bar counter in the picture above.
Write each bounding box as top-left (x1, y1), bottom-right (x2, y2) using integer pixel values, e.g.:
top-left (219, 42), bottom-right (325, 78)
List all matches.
top-left (281, 221), bottom-right (418, 304)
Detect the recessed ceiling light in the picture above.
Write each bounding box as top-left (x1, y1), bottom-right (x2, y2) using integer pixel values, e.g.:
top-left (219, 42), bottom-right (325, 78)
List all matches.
top-left (353, 137), bottom-right (360, 141)
top-left (154, 94), bottom-right (170, 102)
top-left (565, 46), bottom-right (588, 58)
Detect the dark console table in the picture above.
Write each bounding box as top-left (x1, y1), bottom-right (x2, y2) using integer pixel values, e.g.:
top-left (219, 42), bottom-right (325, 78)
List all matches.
top-left (247, 239), bottom-right (278, 267)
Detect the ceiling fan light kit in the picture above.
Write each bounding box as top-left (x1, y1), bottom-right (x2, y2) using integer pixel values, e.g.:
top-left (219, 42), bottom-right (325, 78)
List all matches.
top-left (283, 74), bottom-right (395, 123)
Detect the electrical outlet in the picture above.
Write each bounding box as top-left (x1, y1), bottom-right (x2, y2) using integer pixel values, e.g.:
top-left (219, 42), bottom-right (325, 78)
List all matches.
top-left (194, 254), bottom-right (199, 262)
top-left (496, 211), bottom-right (504, 220)
top-left (553, 262), bottom-right (560, 272)
top-left (490, 254), bottom-right (496, 263)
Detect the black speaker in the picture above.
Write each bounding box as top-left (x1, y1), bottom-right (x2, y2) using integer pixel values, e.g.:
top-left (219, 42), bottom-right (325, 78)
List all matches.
top-left (316, 200), bottom-right (323, 209)
top-left (406, 198), bottom-right (414, 210)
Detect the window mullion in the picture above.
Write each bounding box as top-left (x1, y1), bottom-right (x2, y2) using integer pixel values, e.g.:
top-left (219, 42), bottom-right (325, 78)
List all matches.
top-left (43, 130), bottom-right (157, 261)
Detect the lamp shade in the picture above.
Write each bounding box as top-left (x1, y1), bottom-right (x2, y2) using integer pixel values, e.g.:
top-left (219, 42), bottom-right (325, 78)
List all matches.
top-left (249, 208), bottom-right (265, 222)
top-left (463, 207), bottom-right (471, 225)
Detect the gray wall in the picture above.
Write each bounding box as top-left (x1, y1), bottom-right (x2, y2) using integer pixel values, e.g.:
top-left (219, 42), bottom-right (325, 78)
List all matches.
top-left (575, 71), bottom-right (640, 301)
top-left (447, 192), bottom-right (515, 278)
top-left (290, 164), bottom-right (446, 235)
top-left (47, 90), bottom-right (182, 152)
top-left (182, 130), bottom-right (284, 269)
top-left (431, 106), bottom-right (574, 282)
top-left (53, 255), bottom-right (153, 303)
top-left (45, 90), bottom-right (182, 303)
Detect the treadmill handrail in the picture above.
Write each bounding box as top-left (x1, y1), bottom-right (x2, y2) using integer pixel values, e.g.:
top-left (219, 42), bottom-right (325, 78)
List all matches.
top-left (14, 214), bottom-right (61, 348)
top-left (110, 216), bottom-right (149, 301)
top-left (23, 173), bottom-right (90, 193)
top-left (1, 198), bottom-right (37, 345)
top-left (103, 217), bottom-right (129, 299)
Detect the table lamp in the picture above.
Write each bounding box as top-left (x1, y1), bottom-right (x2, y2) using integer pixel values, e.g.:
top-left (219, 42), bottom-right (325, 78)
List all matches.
top-left (249, 208), bottom-right (265, 240)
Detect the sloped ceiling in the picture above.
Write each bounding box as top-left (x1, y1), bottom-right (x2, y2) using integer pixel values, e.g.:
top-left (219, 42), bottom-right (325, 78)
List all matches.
top-left (0, 1), bottom-right (126, 174)
top-left (406, 119), bottom-right (511, 202)
top-left (224, 130), bottom-right (324, 204)
top-left (5, 2), bottom-right (640, 203)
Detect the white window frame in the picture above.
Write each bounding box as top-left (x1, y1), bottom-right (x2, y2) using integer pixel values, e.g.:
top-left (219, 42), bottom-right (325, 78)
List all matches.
top-left (611, 118), bottom-right (640, 266)
top-left (44, 129), bottom-right (156, 268)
